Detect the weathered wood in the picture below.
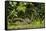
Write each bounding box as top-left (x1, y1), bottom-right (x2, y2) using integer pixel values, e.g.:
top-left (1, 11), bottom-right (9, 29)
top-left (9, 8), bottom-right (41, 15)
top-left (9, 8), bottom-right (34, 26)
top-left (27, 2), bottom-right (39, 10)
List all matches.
top-left (13, 18), bottom-right (32, 24)
top-left (13, 18), bottom-right (25, 22)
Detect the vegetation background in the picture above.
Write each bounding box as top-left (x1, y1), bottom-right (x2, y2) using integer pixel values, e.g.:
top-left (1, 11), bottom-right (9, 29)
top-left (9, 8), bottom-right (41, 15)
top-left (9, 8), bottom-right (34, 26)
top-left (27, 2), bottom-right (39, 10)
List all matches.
top-left (5, 1), bottom-right (45, 29)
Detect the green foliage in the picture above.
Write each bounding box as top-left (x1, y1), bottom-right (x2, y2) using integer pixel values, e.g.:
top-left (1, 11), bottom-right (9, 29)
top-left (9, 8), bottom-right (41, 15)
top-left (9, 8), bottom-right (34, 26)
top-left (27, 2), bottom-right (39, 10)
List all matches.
top-left (6, 1), bottom-right (45, 29)
top-left (16, 2), bottom-right (26, 12)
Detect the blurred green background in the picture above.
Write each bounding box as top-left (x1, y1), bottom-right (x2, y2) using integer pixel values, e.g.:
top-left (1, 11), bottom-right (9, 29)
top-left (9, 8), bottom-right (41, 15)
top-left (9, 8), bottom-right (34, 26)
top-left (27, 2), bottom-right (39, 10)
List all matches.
top-left (5, 1), bottom-right (45, 29)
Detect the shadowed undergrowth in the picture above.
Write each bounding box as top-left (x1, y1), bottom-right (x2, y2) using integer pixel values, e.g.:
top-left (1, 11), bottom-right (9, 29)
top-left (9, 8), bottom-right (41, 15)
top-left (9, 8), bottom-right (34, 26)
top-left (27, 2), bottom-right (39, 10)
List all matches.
top-left (8, 18), bottom-right (45, 29)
